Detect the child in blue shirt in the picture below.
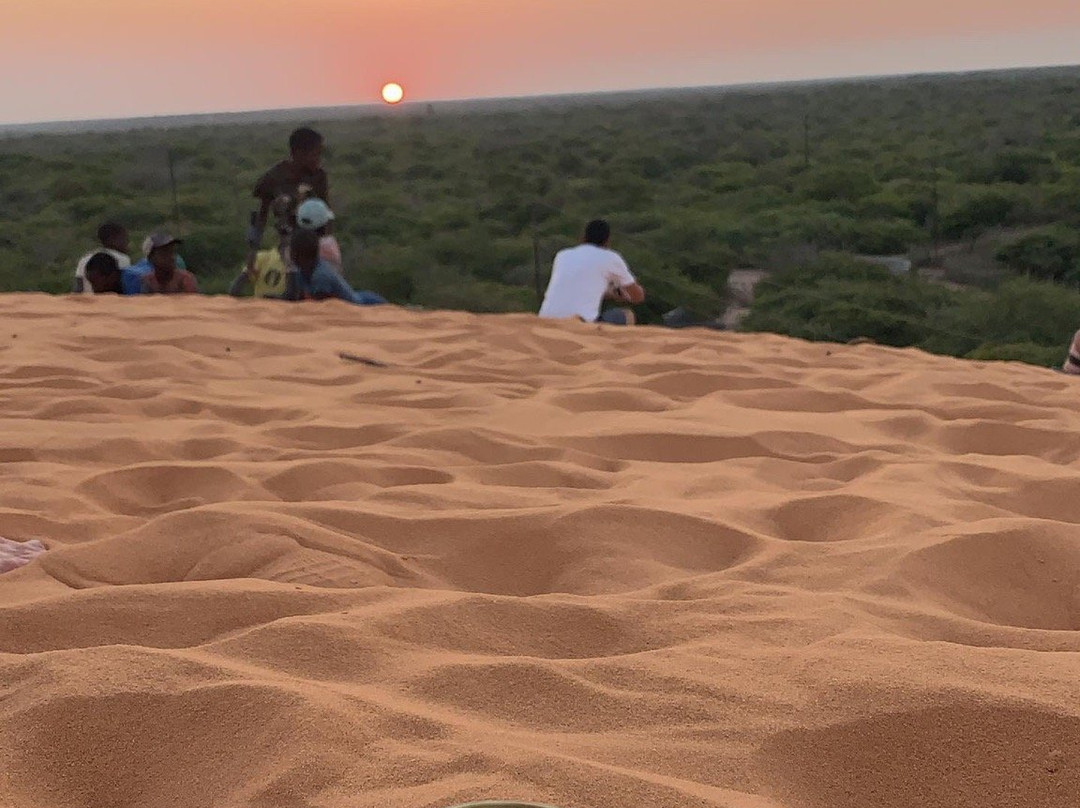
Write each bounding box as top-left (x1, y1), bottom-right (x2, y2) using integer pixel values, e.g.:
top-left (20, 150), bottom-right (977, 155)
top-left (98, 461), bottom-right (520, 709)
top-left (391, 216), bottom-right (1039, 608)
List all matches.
top-left (285, 229), bottom-right (386, 305)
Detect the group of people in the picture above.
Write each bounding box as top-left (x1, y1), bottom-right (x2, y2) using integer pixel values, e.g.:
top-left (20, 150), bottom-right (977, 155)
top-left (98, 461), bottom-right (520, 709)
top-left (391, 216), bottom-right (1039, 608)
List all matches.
top-left (67, 126), bottom-right (1080, 371)
top-left (74, 226), bottom-right (197, 295)
top-left (73, 128), bottom-right (386, 306)
top-left (72, 125), bottom-right (646, 325)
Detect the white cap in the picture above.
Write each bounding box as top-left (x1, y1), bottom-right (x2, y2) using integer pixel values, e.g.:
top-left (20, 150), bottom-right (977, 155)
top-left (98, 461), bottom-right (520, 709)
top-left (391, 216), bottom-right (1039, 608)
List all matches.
top-left (296, 198), bottom-right (335, 230)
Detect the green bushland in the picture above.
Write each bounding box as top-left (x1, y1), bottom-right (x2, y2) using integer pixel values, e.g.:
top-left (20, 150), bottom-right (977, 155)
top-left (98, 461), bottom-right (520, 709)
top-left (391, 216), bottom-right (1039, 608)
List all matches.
top-left (1, 66), bottom-right (1079, 367)
top-left (745, 253), bottom-right (1080, 367)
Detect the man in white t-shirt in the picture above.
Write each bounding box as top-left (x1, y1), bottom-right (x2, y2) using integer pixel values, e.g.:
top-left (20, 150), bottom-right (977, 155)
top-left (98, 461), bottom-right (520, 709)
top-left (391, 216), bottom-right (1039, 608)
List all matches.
top-left (538, 219), bottom-right (646, 325)
top-left (73, 222), bottom-right (131, 294)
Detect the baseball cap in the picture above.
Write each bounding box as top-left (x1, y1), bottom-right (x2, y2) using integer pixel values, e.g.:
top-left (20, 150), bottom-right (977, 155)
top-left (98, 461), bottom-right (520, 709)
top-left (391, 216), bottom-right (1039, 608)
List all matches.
top-left (295, 198), bottom-right (335, 230)
top-left (142, 231), bottom-right (182, 256)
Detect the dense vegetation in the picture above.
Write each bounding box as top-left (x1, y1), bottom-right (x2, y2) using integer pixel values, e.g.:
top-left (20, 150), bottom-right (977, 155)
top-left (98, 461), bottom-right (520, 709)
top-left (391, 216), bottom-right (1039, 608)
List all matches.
top-left (744, 254), bottom-right (1080, 367)
top-left (1, 66), bottom-right (1079, 366)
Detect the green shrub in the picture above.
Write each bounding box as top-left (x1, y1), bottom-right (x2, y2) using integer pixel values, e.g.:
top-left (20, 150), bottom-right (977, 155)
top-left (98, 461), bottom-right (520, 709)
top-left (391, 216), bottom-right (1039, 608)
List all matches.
top-left (846, 218), bottom-right (924, 254)
top-left (996, 227), bottom-right (1080, 283)
top-left (800, 166), bottom-right (877, 202)
top-left (965, 342), bottom-right (1065, 367)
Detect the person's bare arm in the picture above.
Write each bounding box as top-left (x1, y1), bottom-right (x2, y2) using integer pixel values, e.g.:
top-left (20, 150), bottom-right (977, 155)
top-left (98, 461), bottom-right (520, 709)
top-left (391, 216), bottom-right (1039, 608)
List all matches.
top-left (608, 282), bottom-right (645, 305)
top-left (245, 205), bottom-right (272, 277)
top-left (228, 271), bottom-right (251, 297)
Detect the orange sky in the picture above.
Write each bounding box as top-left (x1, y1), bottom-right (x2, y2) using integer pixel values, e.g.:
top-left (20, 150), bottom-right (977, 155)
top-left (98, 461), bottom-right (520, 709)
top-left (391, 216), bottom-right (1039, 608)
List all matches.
top-left (4, 0), bottom-right (1080, 124)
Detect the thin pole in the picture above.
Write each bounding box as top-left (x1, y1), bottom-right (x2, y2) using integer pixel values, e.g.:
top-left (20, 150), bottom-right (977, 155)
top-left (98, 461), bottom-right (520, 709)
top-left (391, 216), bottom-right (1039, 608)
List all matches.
top-left (803, 113), bottom-right (811, 169)
top-left (167, 148), bottom-right (181, 226)
top-left (531, 204), bottom-right (543, 305)
top-left (930, 156), bottom-right (940, 265)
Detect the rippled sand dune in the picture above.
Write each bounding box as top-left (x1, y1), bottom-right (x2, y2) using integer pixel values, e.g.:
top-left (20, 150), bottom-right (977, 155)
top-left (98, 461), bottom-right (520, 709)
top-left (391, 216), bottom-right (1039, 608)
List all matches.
top-left (1, 294), bottom-right (1079, 808)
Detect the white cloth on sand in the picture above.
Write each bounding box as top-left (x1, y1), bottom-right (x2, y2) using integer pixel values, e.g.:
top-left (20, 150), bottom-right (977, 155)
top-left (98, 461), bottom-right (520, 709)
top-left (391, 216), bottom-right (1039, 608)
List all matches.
top-left (0, 537), bottom-right (47, 573)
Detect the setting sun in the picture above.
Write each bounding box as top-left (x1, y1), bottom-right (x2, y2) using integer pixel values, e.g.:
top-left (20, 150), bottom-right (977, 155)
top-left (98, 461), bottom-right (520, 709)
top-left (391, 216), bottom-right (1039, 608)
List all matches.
top-left (381, 83), bottom-right (405, 105)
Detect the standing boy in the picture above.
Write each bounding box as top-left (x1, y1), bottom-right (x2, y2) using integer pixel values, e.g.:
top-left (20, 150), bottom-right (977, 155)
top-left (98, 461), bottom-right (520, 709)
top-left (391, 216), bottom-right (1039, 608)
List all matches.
top-left (248, 127), bottom-right (328, 254)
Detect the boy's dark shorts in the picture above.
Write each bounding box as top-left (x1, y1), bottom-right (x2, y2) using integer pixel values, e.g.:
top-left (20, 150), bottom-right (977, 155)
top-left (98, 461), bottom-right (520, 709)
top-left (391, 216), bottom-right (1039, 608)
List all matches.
top-left (597, 308), bottom-right (631, 326)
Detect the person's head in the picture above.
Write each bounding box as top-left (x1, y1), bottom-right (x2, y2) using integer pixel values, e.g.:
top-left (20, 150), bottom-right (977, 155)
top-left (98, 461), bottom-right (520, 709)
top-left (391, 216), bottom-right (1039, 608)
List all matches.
top-left (85, 251), bottom-right (122, 294)
top-left (97, 221), bottom-right (129, 254)
top-left (289, 127), bottom-right (324, 172)
top-left (145, 231), bottom-right (181, 275)
top-left (584, 219), bottom-right (611, 247)
top-left (295, 198), bottom-right (335, 235)
top-left (290, 228), bottom-right (321, 275)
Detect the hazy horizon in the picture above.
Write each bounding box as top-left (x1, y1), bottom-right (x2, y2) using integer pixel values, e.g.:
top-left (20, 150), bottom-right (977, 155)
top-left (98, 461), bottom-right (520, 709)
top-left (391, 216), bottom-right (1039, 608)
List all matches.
top-left (4, 0), bottom-right (1080, 126)
top-left (4, 63), bottom-right (1080, 134)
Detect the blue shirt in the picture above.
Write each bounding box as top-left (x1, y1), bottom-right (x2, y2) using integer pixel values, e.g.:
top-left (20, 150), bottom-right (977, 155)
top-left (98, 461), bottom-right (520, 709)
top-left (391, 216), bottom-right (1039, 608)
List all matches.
top-left (121, 260), bottom-right (152, 295)
top-left (122, 255), bottom-right (188, 295)
top-left (294, 261), bottom-right (386, 305)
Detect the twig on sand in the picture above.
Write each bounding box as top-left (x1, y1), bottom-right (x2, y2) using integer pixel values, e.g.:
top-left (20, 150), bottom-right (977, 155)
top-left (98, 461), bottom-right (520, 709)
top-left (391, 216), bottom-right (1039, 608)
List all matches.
top-left (338, 351), bottom-right (389, 368)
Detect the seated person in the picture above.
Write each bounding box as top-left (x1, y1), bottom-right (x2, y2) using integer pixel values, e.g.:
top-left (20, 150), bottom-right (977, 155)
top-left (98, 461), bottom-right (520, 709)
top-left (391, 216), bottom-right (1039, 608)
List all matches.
top-left (284, 229), bottom-right (385, 305)
top-left (74, 222), bottom-right (131, 294)
top-left (123, 233), bottom-right (190, 294)
top-left (83, 252), bottom-right (123, 294)
top-left (538, 219), bottom-right (645, 325)
top-left (231, 198), bottom-right (346, 299)
top-left (295, 198), bottom-right (343, 273)
top-left (1063, 329), bottom-right (1080, 375)
top-left (229, 244), bottom-right (290, 299)
top-left (139, 232), bottom-right (199, 294)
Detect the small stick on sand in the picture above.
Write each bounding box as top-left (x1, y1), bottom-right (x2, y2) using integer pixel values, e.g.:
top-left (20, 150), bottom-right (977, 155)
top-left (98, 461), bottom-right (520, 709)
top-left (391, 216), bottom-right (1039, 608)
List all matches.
top-left (338, 351), bottom-right (389, 368)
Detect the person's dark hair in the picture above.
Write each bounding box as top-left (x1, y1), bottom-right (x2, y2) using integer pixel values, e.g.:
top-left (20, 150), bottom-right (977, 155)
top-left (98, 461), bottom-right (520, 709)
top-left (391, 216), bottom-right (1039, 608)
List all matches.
top-left (289, 128), bottom-right (323, 154)
top-left (97, 221), bottom-right (126, 246)
top-left (584, 219), bottom-right (611, 246)
top-left (85, 251), bottom-right (120, 276)
top-left (290, 228), bottom-right (321, 263)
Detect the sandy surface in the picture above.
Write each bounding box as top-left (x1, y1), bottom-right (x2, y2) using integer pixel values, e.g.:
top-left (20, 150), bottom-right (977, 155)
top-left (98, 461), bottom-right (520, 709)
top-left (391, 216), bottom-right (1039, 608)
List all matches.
top-left (1, 294), bottom-right (1079, 808)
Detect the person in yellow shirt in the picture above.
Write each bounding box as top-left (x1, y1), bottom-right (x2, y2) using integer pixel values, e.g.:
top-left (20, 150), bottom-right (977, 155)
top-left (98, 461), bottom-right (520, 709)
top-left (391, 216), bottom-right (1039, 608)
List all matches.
top-left (228, 245), bottom-right (290, 298)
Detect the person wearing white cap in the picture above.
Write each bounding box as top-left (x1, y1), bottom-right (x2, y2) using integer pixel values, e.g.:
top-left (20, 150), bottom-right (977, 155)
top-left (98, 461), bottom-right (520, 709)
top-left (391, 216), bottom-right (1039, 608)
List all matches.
top-left (229, 197), bottom-right (344, 299)
top-left (295, 198), bottom-right (343, 274)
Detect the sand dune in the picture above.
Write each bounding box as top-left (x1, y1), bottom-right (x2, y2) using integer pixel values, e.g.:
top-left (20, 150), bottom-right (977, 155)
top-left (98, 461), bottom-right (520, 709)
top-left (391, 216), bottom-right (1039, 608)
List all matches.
top-left (1, 293), bottom-right (1079, 808)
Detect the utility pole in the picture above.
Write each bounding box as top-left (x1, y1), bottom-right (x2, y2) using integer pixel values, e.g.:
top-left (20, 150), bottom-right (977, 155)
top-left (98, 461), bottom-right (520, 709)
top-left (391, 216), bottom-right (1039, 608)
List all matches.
top-left (531, 204), bottom-right (543, 305)
top-left (803, 113), bottom-right (811, 169)
top-left (166, 148), bottom-right (181, 227)
top-left (930, 156), bottom-right (940, 266)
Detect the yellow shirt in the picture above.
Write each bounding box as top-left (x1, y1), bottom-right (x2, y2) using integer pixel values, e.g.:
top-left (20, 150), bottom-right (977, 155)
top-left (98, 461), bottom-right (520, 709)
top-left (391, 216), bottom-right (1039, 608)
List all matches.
top-left (249, 250), bottom-right (289, 298)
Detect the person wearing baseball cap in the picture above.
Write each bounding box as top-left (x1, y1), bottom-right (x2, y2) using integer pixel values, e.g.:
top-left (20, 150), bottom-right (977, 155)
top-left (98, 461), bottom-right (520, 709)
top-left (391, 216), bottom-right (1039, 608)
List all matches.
top-left (284, 229), bottom-right (384, 306)
top-left (121, 229), bottom-right (191, 294)
top-left (139, 231), bottom-right (199, 294)
top-left (296, 198), bottom-right (343, 273)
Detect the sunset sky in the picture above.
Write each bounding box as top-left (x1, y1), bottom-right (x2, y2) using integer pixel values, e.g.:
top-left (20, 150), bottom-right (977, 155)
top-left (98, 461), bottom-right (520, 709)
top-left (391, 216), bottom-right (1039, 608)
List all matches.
top-left (4, 0), bottom-right (1080, 124)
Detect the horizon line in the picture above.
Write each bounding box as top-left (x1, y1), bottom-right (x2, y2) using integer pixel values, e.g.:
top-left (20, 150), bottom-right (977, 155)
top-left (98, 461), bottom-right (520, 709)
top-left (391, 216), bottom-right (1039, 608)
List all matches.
top-left (3, 62), bottom-right (1079, 134)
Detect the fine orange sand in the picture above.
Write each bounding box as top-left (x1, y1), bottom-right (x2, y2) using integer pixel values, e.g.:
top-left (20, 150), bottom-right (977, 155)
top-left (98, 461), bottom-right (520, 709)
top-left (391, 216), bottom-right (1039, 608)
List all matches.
top-left (1, 294), bottom-right (1079, 808)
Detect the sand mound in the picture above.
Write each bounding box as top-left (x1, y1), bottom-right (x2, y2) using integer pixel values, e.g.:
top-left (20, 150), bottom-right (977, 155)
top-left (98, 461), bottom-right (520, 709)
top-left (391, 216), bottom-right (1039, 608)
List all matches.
top-left (2, 295), bottom-right (1079, 808)
top-left (760, 702), bottom-right (1080, 808)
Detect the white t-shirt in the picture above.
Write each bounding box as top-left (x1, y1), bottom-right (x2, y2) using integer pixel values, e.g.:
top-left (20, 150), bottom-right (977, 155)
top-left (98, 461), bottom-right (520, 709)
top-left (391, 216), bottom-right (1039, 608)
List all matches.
top-left (74, 249), bottom-right (132, 294)
top-left (538, 243), bottom-right (636, 322)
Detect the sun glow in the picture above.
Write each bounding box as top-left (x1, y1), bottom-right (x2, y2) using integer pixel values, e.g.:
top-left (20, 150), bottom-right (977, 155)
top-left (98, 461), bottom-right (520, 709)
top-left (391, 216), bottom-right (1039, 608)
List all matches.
top-left (381, 83), bottom-right (405, 104)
